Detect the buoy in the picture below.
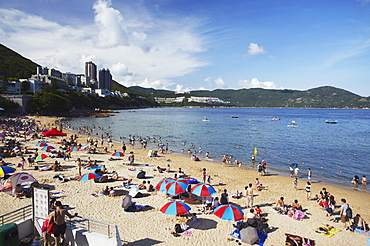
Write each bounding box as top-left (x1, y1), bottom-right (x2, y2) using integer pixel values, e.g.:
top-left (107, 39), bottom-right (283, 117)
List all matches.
top-left (320, 167), bottom-right (324, 169)
top-left (354, 154), bottom-right (357, 156)
top-left (274, 156), bottom-right (277, 159)
top-left (322, 153), bottom-right (325, 155)
top-left (288, 159), bottom-right (291, 162)
top-left (339, 171), bottom-right (343, 174)
top-left (339, 153), bottom-right (342, 156)
top-left (280, 152), bottom-right (282, 154)
top-left (308, 152), bottom-right (310, 155)
top-left (292, 152), bottom-right (295, 155)
top-left (302, 162), bottom-right (305, 165)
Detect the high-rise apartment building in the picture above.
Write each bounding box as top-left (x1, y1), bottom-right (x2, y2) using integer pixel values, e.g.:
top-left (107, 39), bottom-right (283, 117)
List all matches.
top-left (98, 68), bottom-right (112, 90)
top-left (85, 61), bottom-right (97, 81)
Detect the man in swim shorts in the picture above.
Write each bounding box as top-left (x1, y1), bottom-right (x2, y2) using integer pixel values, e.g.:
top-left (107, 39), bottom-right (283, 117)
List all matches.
top-left (245, 183), bottom-right (254, 208)
top-left (50, 201), bottom-right (78, 246)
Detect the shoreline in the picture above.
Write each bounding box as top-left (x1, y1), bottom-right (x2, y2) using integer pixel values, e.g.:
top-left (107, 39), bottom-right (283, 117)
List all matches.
top-left (1, 115), bottom-right (369, 245)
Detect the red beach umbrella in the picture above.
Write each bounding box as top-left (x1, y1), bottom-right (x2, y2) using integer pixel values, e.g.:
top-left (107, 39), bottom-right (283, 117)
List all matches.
top-left (78, 173), bottom-right (101, 182)
top-left (155, 178), bottom-right (176, 192)
top-left (191, 183), bottom-right (216, 197)
top-left (214, 204), bottom-right (244, 222)
top-left (165, 180), bottom-right (188, 196)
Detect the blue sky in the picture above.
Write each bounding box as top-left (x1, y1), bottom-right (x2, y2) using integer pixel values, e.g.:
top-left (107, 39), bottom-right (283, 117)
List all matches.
top-left (0, 0), bottom-right (369, 96)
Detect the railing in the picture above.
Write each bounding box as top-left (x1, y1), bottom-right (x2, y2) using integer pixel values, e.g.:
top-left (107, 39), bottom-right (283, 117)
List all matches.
top-left (68, 216), bottom-right (120, 240)
top-left (0, 205), bottom-right (32, 226)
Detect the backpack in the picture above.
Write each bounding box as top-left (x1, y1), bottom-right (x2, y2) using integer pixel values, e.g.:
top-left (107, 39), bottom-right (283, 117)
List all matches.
top-left (346, 206), bottom-right (352, 218)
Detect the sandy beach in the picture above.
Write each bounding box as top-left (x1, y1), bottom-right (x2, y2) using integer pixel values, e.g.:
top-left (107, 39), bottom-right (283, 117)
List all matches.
top-left (0, 115), bottom-right (369, 246)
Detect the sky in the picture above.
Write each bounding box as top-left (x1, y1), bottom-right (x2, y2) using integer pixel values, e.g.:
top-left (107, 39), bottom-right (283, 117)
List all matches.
top-left (0, 0), bottom-right (369, 96)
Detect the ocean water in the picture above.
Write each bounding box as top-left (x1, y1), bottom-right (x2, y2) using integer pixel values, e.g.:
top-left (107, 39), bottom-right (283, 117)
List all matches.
top-left (64, 107), bottom-right (370, 191)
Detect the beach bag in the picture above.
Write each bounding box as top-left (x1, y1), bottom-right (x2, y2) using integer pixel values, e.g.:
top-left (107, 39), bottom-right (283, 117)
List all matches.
top-left (346, 206), bottom-right (352, 218)
top-left (175, 224), bottom-right (183, 233)
top-left (292, 210), bottom-right (305, 220)
top-left (47, 221), bottom-right (58, 234)
top-left (41, 219), bottom-right (49, 233)
top-left (137, 171), bottom-right (146, 179)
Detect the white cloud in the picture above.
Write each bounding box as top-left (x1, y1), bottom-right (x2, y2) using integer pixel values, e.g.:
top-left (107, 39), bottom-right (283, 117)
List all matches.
top-left (214, 77), bottom-right (227, 88)
top-left (238, 78), bottom-right (277, 89)
top-left (247, 43), bottom-right (266, 56)
top-left (174, 84), bottom-right (190, 93)
top-left (0, 1), bottom-right (208, 89)
top-left (268, 55), bottom-right (277, 59)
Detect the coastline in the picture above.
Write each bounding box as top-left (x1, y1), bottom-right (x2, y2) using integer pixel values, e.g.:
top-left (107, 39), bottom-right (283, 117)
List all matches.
top-left (1, 115), bottom-right (369, 245)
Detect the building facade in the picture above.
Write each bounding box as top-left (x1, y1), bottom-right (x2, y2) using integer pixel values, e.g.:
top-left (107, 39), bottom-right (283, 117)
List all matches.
top-left (98, 68), bottom-right (112, 90)
top-left (85, 61), bottom-right (97, 82)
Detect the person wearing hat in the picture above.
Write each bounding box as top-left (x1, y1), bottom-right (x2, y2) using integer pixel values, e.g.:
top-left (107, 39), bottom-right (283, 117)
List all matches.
top-left (49, 201), bottom-right (78, 246)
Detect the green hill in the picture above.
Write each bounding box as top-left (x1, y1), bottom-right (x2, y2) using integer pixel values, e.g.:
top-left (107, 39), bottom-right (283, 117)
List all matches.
top-left (129, 86), bottom-right (370, 108)
top-left (0, 44), bottom-right (39, 80)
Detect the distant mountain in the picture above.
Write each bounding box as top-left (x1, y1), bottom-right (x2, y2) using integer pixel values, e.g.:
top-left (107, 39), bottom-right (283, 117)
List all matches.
top-left (0, 44), bottom-right (39, 80)
top-left (129, 86), bottom-right (175, 96)
top-left (129, 85), bottom-right (370, 108)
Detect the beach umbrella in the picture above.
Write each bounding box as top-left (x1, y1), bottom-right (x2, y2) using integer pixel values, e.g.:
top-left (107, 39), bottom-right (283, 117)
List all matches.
top-left (36, 142), bottom-right (48, 147)
top-left (35, 154), bottom-right (49, 162)
top-left (70, 147), bottom-right (80, 152)
top-left (214, 204), bottom-right (244, 221)
top-left (155, 178), bottom-right (176, 192)
top-left (42, 128), bottom-right (66, 137)
top-left (240, 227), bottom-right (259, 244)
top-left (77, 173), bottom-right (101, 182)
top-left (191, 183), bottom-right (216, 197)
top-left (0, 133), bottom-right (6, 137)
top-left (42, 146), bottom-right (55, 151)
top-left (290, 163), bottom-right (298, 169)
top-left (0, 166), bottom-right (16, 176)
top-left (165, 180), bottom-right (188, 196)
top-left (160, 201), bottom-right (191, 215)
top-left (111, 151), bottom-right (125, 157)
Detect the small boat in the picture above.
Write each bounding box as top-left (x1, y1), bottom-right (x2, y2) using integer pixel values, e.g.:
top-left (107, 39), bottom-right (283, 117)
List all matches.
top-left (202, 116), bottom-right (209, 122)
top-left (231, 115), bottom-right (239, 118)
top-left (287, 121), bottom-right (298, 127)
top-left (272, 117), bottom-right (281, 120)
top-left (325, 120), bottom-right (337, 124)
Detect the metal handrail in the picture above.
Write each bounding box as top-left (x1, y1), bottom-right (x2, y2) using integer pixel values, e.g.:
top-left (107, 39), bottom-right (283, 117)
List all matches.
top-left (0, 205), bottom-right (32, 226)
top-left (68, 216), bottom-right (120, 239)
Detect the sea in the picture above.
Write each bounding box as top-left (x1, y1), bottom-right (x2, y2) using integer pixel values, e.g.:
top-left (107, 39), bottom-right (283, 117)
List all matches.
top-left (63, 107), bottom-right (370, 192)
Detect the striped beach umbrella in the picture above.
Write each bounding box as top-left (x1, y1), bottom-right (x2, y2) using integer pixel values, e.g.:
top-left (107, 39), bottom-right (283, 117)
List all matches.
top-left (213, 204), bottom-right (244, 222)
top-left (0, 166), bottom-right (16, 176)
top-left (77, 173), bottom-right (101, 182)
top-left (191, 183), bottom-right (216, 197)
top-left (42, 146), bottom-right (55, 151)
top-left (111, 151), bottom-right (125, 157)
top-left (160, 201), bottom-right (191, 215)
top-left (36, 142), bottom-right (48, 147)
top-left (35, 154), bottom-right (49, 162)
top-left (0, 133), bottom-right (6, 137)
top-left (155, 178), bottom-right (176, 192)
top-left (70, 147), bottom-right (80, 152)
top-left (165, 180), bottom-right (188, 196)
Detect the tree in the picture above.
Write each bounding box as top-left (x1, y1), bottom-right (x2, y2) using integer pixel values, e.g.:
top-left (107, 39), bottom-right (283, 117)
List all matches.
top-left (20, 80), bottom-right (30, 93)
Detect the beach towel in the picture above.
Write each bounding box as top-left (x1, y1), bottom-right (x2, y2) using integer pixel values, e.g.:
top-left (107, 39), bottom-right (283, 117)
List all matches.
top-left (285, 233), bottom-right (315, 246)
top-left (353, 228), bottom-right (370, 236)
top-left (314, 225), bottom-right (340, 237)
top-left (255, 231), bottom-right (268, 246)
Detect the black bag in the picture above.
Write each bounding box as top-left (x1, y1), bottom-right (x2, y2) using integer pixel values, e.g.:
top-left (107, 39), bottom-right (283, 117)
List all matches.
top-left (346, 206), bottom-right (352, 218)
top-left (175, 224), bottom-right (183, 233)
top-left (137, 170), bottom-right (146, 179)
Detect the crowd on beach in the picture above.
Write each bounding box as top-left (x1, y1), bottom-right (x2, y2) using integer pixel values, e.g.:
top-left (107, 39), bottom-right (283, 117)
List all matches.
top-left (0, 115), bottom-right (369, 245)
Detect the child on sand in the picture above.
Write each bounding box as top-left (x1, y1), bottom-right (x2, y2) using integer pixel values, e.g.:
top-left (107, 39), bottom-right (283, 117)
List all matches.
top-left (293, 178), bottom-right (298, 190)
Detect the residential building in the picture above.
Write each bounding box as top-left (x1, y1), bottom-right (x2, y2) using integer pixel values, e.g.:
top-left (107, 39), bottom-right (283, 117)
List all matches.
top-left (85, 61), bottom-right (97, 81)
top-left (62, 72), bottom-right (77, 85)
top-left (36, 66), bottom-right (48, 75)
top-left (98, 68), bottom-right (112, 90)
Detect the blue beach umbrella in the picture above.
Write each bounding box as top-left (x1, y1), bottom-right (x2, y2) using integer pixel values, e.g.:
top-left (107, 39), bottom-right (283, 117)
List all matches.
top-left (0, 166), bottom-right (16, 176)
top-left (42, 146), bottom-right (55, 151)
top-left (111, 151), bottom-right (125, 157)
top-left (155, 178), bottom-right (176, 192)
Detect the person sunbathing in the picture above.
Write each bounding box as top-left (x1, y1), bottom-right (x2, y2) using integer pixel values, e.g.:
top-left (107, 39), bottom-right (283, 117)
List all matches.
top-left (123, 179), bottom-right (133, 186)
top-left (138, 181), bottom-right (147, 190)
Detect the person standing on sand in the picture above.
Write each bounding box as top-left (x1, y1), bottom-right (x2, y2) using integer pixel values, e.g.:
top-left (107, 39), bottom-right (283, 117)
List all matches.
top-left (202, 168), bottom-right (207, 183)
top-left (305, 181), bottom-right (311, 200)
top-left (340, 198), bottom-right (351, 230)
top-left (122, 143), bottom-right (126, 153)
top-left (307, 168), bottom-right (312, 181)
top-left (128, 152), bottom-right (135, 165)
top-left (77, 158), bottom-right (82, 177)
top-left (245, 183), bottom-right (254, 208)
top-left (49, 201), bottom-right (78, 246)
top-left (293, 178), bottom-right (298, 190)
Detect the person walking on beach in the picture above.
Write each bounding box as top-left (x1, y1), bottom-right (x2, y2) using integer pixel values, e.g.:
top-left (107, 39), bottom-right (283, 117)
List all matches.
top-left (49, 201), bottom-right (78, 246)
top-left (340, 198), bottom-right (351, 230)
top-left (293, 178), bottom-right (298, 190)
top-left (245, 183), bottom-right (254, 208)
top-left (77, 158), bottom-right (82, 177)
top-left (307, 168), bottom-right (312, 181)
top-left (122, 143), bottom-right (126, 153)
